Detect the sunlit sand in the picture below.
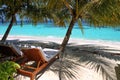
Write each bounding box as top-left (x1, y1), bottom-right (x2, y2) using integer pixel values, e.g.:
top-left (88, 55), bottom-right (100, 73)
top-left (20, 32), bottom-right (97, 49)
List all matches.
top-left (0, 35), bottom-right (120, 80)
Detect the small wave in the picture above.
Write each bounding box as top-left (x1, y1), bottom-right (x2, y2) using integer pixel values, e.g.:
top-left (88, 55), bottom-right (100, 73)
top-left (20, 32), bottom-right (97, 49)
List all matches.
top-left (47, 36), bottom-right (55, 38)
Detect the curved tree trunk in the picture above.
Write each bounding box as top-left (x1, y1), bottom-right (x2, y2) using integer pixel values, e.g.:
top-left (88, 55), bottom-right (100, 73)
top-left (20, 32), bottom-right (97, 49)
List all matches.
top-left (60, 17), bottom-right (76, 52)
top-left (59, 17), bottom-right (76, 80)
top-left (1, 15), bottom-right (15, 42)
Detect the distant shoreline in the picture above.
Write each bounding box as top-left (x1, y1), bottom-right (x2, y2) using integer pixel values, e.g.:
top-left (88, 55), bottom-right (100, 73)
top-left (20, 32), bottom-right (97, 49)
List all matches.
top-left (0, 35), bottom-right (120, 49)
top-left (0, 34), bottom-right (120, 42)
top-left (0, 35), bottom-right (120, 42)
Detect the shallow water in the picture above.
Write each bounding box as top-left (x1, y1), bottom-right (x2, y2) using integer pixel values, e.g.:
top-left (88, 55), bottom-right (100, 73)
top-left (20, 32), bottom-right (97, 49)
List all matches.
top-left (0, 22), bottom-right (120, 41)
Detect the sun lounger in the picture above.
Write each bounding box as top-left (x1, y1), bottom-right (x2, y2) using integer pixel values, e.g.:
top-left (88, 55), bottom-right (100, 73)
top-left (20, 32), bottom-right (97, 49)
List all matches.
top-left (17, 47), bottom-right (59, 80)
top-left (0, 42), bottom-right (22, 61)
top-left (0, 42), bottom-right (59, 80)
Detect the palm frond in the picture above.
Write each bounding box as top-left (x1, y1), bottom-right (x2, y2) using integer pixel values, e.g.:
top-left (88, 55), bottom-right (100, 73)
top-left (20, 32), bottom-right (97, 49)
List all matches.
top-left (79, 53), bottom-right (117, 80)
top-left (85, 0), bottom-right (120, 27)
top-left (50, 58), bottom-right (81, 80)
top-left (77, 19), bottom-right (84, 34)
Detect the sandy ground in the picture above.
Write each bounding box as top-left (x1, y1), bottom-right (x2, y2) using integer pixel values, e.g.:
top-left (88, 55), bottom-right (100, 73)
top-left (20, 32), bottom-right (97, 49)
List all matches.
top-left (1, 35), bottom-right (120, 80)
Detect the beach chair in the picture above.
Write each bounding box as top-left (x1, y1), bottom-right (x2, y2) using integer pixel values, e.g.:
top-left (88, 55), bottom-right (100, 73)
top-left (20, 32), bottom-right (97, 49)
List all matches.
top-left (17, 47), bottom-right (59, 80)
top-left (0, 42), bottom-right (22, 61)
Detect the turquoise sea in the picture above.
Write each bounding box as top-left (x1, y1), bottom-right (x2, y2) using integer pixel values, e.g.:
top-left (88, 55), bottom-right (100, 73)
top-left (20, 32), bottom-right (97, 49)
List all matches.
top-left (0, 22), bottom-right (120, 42)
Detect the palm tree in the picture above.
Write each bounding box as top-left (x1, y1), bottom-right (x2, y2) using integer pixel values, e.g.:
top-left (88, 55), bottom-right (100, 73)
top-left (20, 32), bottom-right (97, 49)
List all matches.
top-left (0, 0), bottom-right (46, 42)
top-left (0, 0), bottom-right (64, 42)
top-left (1, 0), bottom-right (120, 51)
top-left (47, 0), bottom-right (120, 52)
top-left (0, 0), bottom-right (24, 42)
top-left (46, 0), bottom-right (120, 80)
top-left (0, 0), bottom-right (120, 80)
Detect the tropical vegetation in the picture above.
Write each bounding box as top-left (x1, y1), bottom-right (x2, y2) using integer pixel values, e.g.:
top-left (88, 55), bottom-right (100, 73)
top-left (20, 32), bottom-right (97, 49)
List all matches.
top-left (1, 0), bottom-right (120, 51)
top-left (0, 0), bottom-right (120, 80)
top-left (0, 61), bottom-right (20, 80)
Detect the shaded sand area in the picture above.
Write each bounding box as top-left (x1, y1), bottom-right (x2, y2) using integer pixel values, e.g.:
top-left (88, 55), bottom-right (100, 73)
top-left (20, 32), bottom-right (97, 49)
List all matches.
top-left (1, 35), bottom-right (120, 80)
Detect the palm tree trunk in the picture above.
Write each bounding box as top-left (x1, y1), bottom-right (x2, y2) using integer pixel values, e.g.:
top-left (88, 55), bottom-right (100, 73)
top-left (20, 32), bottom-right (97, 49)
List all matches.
top-left (60, 17), bottom-right (76, 52)
top-left (1, 15), bottom-right (15, 42)
top-left (59, 17), bottom-right (76, 80)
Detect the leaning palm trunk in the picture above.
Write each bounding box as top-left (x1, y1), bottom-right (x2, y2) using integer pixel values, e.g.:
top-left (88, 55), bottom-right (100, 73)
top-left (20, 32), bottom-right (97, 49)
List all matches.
top-left (59, 17), bottom-right (76, 80)
top-left (60, 17), bottom-right (76, 52)
top-left (1, 15), bottom-right (15, 42)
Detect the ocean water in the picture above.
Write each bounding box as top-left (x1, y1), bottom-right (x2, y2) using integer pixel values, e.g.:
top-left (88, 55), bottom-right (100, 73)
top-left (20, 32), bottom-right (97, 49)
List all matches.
top-left (0, 23), bottom-right (120, 42)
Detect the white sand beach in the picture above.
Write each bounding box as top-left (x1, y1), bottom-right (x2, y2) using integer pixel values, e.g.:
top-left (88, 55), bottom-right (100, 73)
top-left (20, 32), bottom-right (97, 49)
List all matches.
top-left (1, 35), bottom-right (120, 80)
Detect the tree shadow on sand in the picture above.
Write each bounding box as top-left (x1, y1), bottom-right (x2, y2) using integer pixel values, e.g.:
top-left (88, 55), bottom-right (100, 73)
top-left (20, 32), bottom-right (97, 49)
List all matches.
top-left (67, 43), bottom-right (120, 80)
top-left (6, 40), bottom-right (120, 80)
